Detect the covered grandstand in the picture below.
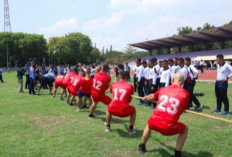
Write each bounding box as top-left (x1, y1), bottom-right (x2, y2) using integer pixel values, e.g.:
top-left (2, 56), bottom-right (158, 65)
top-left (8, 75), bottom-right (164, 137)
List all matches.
top-left (130, 25), bottom-right (232, 56)
top-left (128, 25), bottom-right (232, 68)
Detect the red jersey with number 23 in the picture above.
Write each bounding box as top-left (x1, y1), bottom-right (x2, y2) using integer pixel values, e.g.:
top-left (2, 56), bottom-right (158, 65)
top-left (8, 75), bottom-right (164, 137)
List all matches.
top-left (151, 85), bottom-right (189, 125)
top-left (91, 72), bottom-right (111, 97)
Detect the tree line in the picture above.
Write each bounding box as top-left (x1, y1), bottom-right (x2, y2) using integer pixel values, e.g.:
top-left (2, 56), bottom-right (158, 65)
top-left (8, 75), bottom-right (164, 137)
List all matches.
top-left (0, 32), bottom-right (103, 67)
top-left (0, 21), bottom-right (231, 67)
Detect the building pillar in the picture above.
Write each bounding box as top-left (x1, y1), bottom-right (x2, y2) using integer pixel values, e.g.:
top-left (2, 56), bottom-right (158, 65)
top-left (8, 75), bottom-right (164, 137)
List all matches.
top-left (167, 47), bottom-right (171, 54)
top-left (178, 46), bottom-right (181, 53)
top-left (221, 41), bottom-right (225, 49)
top-left (157, 48), bottom-right (161, 55)
top-left (189, 44), bottom-right (194, 52)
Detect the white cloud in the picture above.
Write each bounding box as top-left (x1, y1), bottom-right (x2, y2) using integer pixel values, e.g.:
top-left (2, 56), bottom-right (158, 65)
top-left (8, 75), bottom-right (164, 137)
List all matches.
top-left (83, 12), bottom-right (125, 31)
top-left (89, 11), bottom-right (232, 51)
top-left (40, 18), bottom-right (78, 38)
top-left (109, 0), bottom-right (178, 13)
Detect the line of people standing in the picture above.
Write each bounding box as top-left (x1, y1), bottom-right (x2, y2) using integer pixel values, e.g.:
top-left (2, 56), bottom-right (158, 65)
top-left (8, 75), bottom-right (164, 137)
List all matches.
top-left (134, 57), bottom-right (203, 111)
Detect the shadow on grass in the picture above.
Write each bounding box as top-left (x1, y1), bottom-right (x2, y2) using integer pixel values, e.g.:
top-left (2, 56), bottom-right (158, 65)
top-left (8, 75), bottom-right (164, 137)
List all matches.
top-left (154, 139), bottom-right (213, 157)
top-left (99, 117), bottom-right (126, 124)
top-left (115, 129), bottom-right (143, 138)
top-left (202, 105), bottom-right (210, 110)
top-left (94, 110), bottom-right (106, 116)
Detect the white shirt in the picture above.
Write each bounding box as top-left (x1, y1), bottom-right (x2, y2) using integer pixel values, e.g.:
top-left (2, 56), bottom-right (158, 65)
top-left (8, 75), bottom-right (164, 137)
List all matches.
top-left (186, 65), bottom-right (198, 79)
top-left (216, 63), bottom-right (232, 81)
top-left (90, 68), bottom-right (95, 76)
top-left (144, 67), bottom-right (150, 80)
top-left (169, 65), bottom-right (177, 78)
top-left (160, 69), bottom-right (171, 87)
top-left (134, 66), bottom-right (138, 76)
top-left (154, 64), bottom-right (161, 78)
top-left (148, 66), bottom-right (157, 85)
top-left (175, 65), bottom-right (181, 73)
top-left (136, 65), bottom-right (145, 82)
top-left (178, 66), bottom-right (188, 81)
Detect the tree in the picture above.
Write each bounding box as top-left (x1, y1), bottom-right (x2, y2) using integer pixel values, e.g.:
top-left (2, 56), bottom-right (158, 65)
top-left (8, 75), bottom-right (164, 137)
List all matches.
top-left (0, 32), bottom-right (47, 67)
top-left (202, 23), bottom-right (215, 30)
top-left (110, 45), bottom-right (112, 52)
top-left (177, 26), bottom-right (193, 35)
top-left (124, 46), bottom-right (137, 54)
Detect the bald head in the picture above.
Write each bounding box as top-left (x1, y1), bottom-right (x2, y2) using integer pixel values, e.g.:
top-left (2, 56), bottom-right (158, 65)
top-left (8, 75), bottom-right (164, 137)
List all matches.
top-left (172, 72), bottom-right (184, 86)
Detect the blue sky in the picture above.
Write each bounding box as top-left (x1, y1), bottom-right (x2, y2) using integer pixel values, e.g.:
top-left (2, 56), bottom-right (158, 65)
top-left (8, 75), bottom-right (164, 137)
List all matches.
top-left (1, 0), bottom-right (232, 51)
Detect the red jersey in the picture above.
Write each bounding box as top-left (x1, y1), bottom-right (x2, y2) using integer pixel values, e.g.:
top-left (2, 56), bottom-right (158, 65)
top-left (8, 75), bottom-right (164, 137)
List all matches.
top-left (151, 85), bottom-right (189, 124)
top-left (55, 75), bottom-right (64, 84)
top-left (91, 72), bottom-right (111, 97)
top-left (62, 72), bottom-right (74, 87)
top-left (68, 74), bottom-right (82, 95)
top-left (109, 80), bottom-right (134, 108)
top-left (80, 77), bottom-right (93, 94)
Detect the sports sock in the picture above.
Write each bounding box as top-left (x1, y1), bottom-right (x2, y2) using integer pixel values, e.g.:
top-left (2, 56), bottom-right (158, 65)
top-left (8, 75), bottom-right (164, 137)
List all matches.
top-left (175, 150), bottom-right (181, 157)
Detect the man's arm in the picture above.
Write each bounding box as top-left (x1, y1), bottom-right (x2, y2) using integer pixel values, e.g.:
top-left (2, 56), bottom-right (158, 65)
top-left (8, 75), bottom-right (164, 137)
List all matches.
top-left (165, 72), bottom-right (171, 87)
top-left (137, 67), bottom-right (142, 82)
top-left (142, 90), bottom-right (159, 102)
top-left (190, 65), bottom-right (198, 79)
top-left (142, 94), bottom-right (156, 102)
top-left (228, 64), bottom-right (232, 78)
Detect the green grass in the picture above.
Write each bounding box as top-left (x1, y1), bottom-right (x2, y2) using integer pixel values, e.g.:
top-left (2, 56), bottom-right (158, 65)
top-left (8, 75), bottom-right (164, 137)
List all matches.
top-left (0, 73), bottom-right (232, 157)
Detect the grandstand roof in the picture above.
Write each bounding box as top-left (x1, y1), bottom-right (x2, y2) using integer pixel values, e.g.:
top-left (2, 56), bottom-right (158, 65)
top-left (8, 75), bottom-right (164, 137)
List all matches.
top-left (130, 25), bottom-right (232, 51)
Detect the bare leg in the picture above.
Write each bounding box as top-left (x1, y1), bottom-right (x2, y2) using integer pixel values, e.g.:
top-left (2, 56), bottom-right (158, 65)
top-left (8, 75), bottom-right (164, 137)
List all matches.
top-left (66, 92), bottom-right (70, 103)
top-left (83, 97), bottom-right (87, 106)
top-left (88, 98), bottom-right (92, 107)
top-left (89, 101), bottom-right (98, 115)
top-left (142, 125), bottom-right (151, 144)
top-left (77, 97), bottom-right (82, 109)
top-left (70, 96), bottom-right (75, 104)
top-left (106, 111), bottom-right (112, 125)
top-left (106, 111), bottom-right (112, 131)
top-left (130, 110), bottom-right (136, 126)
top-left (176, 125), bottom-right (188, 151)
top-left (60, 88), bottom-right (64, 99)
top-left (53, 87), bottom-right (58, 97)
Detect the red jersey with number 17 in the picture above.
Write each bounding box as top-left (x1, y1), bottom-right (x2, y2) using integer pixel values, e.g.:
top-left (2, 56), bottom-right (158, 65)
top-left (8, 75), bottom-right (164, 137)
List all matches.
top-left (151, 85), bottom-right (189, 124)
top-left (109, 80), bottom-right (134, 107)
top-left (91, 72), bottom-right (111, 97)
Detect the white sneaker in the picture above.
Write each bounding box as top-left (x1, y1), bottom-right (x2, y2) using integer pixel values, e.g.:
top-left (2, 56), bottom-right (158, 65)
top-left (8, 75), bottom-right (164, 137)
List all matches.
top-left (129, 129), bottom-right (136, 136)
top-left (105, 128), bottom-right (111, 132)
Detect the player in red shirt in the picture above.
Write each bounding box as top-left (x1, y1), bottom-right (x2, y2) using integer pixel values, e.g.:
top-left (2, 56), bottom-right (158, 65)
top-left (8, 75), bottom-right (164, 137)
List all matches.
top-left (105, 71), bottom-right (136, 135)
top-left (53, 74), bottom-right (64, 99)
top-left (77, 68), bottom-right (93, 110)
top-left (138, 73), bottom-right (189, 157)
top-left (88, 64), bottom-right (112, 118)
top-left (60, 70), bottom-right (74, 100)
top-left (66, 68), bottom-right (81, 106)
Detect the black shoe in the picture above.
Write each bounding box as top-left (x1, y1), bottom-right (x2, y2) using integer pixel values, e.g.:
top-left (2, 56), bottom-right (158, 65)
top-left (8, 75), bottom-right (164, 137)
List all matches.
top-left (138, 144), bottom-right (146, 153)
top-left (88, 114), bottom-right (97, 119)
top-left (69, 103), bottom-right (74, 106)
top-left (175, 150), bottom-right (182, 157)
top-left (82, 105), bottom-right (88, 108)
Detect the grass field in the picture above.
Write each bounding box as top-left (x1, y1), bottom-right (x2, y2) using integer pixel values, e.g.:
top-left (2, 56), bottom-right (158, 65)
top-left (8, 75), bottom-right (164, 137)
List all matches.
top-left (0, 72), bottom-right (232, 157)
